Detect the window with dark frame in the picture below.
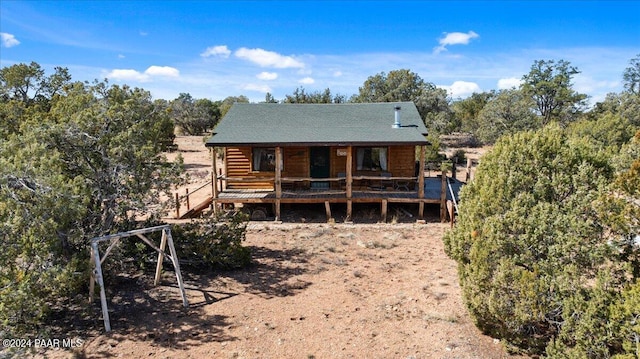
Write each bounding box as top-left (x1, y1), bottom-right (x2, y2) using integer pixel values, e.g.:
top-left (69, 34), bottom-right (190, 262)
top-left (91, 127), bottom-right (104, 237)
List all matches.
top-left (252, 147), bottom-right (276, 172)
top-left (356, 147), bottom-right (388, 171)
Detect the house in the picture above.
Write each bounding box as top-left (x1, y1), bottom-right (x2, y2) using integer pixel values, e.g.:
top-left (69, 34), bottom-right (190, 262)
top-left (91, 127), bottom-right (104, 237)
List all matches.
top-left (203, 101), bottom-right (450, 222)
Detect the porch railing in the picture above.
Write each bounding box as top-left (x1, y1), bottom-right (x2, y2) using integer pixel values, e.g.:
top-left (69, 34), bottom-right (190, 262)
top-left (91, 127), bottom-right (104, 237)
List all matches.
top-left (174, 180), bottom-right (212, 218)
top-left (219, 175), bottom-right (420, 190)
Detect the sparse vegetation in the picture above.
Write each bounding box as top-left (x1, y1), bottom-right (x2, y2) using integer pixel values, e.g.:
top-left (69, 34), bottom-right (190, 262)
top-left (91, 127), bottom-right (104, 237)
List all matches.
top-left (2, 54), bottom-right (639, 357)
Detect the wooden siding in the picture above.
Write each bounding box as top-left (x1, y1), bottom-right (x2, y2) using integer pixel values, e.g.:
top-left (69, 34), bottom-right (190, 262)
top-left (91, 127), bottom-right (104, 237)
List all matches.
top-left (224, 145), bottom-right (417, 190)
top-left (283, 147), bottom-right (309, 177)
top-left (388, 145), bottom-right (416, 177)
top-left (330, 146), bottom-right (415, 176)
top-left (225, 147), bottom-right (274, 189)
top-left (330, 148), bottom-right (348, 177)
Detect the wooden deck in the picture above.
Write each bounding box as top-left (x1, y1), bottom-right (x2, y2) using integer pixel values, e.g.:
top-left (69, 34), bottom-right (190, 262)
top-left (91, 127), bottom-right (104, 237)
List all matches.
top-left (215, 177), bottom-right (460, 204)
top-left (216, 188), bottom-right (441, 204)
top-left (213, 175), bottom-right (463, 223)
top-left (177, 167), bottom-right (462, 223)
top-left (215, 177), bottom-right (461, 207)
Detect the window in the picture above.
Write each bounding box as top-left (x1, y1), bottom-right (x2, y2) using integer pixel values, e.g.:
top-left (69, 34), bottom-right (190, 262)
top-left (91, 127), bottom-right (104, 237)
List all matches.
top-left (356, 147), bottom-right (388, 171)
top-left (252, 147), bottom-right (276, 172)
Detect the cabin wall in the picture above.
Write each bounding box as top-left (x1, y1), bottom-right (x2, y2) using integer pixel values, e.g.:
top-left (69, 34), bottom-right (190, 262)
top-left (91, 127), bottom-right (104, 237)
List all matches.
top-left (328, 145), bottom-right (416, 176)
top-left (224, 145), bottom-right (417, 190)
top-left (327, 148), bottom-right (345, 189)
top-left (225, 147), bottom-right (274, 189)
top-left (282, 147), bottom-right (309, 189)
top-left (387, 145), bottom-right (416, 177)
top-left (330, 148), bottom-right (348, 177)
top-left (283, 147), bottom-right (309, 178)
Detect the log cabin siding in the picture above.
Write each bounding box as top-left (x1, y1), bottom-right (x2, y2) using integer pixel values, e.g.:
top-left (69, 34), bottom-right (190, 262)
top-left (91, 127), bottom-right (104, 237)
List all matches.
top-left (329, 146), bottom-right (414, 177)
top-left (387, 145), bottom-right (416, 177)
top-left (224, 145), bottom-right (417, 190)
top-left (225, 147), bottom-right (274, 189)
top-left (283, 147), bottom-right (309, 178)
top-left (330, 148), bottom-right (347, 189)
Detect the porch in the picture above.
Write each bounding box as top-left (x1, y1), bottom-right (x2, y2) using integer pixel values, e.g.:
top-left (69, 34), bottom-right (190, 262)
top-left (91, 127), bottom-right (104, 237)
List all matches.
top-left (205, 173), bottom-right (462, 223)
top-left (175, 147), bottom-right (464, 223)
top-left (215, 175), bottom-right (454, 203)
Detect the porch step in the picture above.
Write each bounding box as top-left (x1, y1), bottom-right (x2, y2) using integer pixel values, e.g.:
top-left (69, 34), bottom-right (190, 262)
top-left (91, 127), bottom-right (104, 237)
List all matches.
top-left (179, 196), bottom-right (213, 219)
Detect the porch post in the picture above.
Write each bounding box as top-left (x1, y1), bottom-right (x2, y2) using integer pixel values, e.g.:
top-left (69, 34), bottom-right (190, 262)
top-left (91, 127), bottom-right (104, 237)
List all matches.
top-left (418, 145), bottom-right (426, 219)
top-left (211, 148), bottom-right (219, 214)
top-left (440, 170), bottom-right (447, 223)
top-left (346, 145), bottom-right (353, 222)
top-left (381, 199), bottom-right (388, 223)
top-left (275, 146), bottom-right (282, 221)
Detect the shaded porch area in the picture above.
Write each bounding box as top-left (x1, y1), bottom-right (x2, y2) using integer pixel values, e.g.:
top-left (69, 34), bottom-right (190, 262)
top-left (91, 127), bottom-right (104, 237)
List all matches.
top-left (211, 176), bottom-right (463, 223)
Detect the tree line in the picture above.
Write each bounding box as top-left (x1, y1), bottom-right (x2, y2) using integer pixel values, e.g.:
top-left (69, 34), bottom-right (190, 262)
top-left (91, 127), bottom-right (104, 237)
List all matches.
top-left (169, 56), bottom-right (640, 150)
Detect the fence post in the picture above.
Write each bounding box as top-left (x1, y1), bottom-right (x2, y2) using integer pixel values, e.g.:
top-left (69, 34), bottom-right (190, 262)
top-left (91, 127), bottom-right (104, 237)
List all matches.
top-left (185, 188), bottom-right (190, 210)
top-left (440, 170), bottom-right (447, 222)
top-left (175, 192), bottom-right (180, 218)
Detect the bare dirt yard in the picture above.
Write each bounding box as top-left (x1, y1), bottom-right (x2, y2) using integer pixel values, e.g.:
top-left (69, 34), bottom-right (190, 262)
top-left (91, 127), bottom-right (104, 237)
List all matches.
top-left (34, 136), bottom-right (519, 359)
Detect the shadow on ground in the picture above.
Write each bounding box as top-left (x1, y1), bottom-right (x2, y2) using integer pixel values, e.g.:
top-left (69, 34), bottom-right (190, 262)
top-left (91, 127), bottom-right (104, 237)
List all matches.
top-left (212, 245), bottom-right (315, 298)
top-left (39, 244), bottom-right (314, 357)
top-left (273, 203), bottom-right (441, 224)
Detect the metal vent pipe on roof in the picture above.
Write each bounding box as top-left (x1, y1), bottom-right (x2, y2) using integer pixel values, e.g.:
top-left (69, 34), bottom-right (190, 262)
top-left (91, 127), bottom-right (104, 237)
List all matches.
top-left (392, 106), bottom-right (401, 128)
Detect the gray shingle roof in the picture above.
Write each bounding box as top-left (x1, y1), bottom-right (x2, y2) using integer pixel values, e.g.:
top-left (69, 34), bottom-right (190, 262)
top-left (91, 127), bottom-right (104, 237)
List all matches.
top-left (205, 102), bottom-right (429, 147)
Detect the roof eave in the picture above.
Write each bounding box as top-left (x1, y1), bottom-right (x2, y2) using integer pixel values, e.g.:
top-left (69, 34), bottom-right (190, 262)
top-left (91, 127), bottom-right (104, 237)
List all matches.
top-left (205, 140), bottom-right (430, 147)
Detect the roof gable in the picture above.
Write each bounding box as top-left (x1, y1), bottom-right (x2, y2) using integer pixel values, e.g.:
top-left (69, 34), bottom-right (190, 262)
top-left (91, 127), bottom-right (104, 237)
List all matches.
top-left (205, 102), bottom-right (429, 147)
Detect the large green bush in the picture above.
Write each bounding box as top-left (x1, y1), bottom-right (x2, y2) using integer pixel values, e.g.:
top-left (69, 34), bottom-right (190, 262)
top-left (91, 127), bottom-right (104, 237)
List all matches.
top-left (548, 131), bottom-right (640, 358)
top-left (444, 124), bottom-right (621, 355)
top-left (445, 125), bottom-right (640, 357)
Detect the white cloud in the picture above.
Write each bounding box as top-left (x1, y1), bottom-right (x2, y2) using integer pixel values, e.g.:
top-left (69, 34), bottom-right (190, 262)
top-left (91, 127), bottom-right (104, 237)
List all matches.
top-left (107, 69), bottom-right (149, 82)
top-left (440, 31), bottom-right (479, 46)
top-left (333, 71), bottom-right (343, 77)
top-left (0, 32), bottom-right (20, 48)
top-left (298, 77), bottom-right (315, 85)
top-left (257, 71), bottom-right (278, 80)
top-left (201, 45), bottom-right (231, 58)
top-left (118, 54), bottom-right (126, 59)
top-left (573, 74), bottom-right (619, 93)
top-left (106, 66), bottom-right (180, 82)
top-left (145, 65), bottom-right (180, 77)
top-left (235, 47), bottom-right (304, 69)
top-left (440, 81), bottom-right (481, 98)
top-left (573, 74), bottom-right (620, 104)
top-left (434, 31), bottom-right (479, 54)
top-left (497, 77), bottom-right (522, 89)
top-left (91, 46), bottom-right (632, 106)
top-left (243, 83), bottom-right (272, 93)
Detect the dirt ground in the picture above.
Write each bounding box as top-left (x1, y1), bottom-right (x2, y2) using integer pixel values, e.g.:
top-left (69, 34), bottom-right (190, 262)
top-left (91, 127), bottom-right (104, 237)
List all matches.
top-left (33, 136), bottom-right (519, 359)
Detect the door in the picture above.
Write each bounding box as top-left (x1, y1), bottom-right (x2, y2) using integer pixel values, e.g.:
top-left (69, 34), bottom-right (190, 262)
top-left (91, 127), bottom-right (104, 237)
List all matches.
top-left (310, 147), bottom-right (330, 188)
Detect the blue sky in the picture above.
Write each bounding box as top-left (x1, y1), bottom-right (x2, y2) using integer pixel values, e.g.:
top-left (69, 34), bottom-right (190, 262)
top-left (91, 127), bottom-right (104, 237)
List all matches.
top-left (1, 1), bottom-right (638, 104)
